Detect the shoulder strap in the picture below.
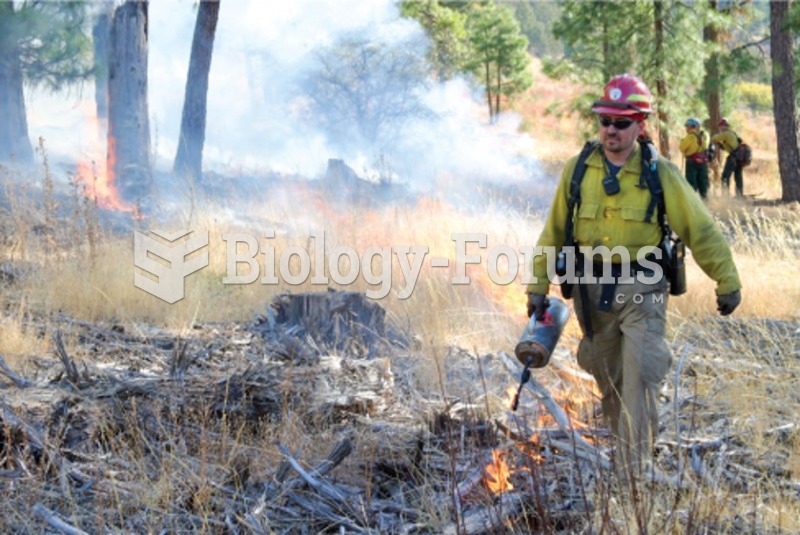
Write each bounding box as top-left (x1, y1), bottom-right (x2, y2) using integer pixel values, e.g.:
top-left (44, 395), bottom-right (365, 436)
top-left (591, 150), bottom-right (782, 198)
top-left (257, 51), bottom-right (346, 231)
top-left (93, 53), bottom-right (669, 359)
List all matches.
top-left (640, 140), bottom-right (670, 237)
top-left (564, 140), bottom-right (600, 246)
top-left (694, 130), bottom-right (706, 147)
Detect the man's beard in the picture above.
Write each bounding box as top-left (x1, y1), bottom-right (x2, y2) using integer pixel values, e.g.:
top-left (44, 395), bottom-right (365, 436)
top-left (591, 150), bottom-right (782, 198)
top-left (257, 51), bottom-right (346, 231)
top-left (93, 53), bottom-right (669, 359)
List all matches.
top-left (603, 136), bottom-right (626, 153)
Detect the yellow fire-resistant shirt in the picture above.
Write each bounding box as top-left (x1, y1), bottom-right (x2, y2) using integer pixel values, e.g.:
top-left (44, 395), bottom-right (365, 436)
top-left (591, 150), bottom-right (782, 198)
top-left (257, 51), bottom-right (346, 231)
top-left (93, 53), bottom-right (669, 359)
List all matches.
top-left (679, 130), bottom-right (708, 158)
top-left (711, 130), bottom-right (739, 153)
top-left (527, 143), bottom-right (741, 296)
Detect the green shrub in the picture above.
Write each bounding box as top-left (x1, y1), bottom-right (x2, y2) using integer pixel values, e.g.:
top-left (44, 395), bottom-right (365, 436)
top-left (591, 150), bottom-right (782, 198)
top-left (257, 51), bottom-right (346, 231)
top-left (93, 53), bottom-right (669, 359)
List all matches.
top-left (735, 82), bottom-right (773, 113)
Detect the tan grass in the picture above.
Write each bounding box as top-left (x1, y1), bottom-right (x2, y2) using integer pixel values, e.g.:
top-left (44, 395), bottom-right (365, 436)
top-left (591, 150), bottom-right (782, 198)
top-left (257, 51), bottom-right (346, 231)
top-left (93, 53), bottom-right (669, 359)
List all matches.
top-left (0, 299), bottom-right (49, 362)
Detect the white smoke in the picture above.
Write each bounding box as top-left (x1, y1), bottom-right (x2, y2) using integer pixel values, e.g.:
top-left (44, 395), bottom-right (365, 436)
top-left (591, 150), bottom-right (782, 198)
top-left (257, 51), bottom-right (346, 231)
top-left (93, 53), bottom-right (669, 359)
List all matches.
top-left (26, 0), bottom-right (542, 195)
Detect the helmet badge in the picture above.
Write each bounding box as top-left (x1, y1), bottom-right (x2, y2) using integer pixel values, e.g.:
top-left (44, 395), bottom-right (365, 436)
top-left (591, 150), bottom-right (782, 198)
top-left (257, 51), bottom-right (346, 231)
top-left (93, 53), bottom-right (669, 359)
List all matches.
top-left (609, 88), bottom-right (622, 101)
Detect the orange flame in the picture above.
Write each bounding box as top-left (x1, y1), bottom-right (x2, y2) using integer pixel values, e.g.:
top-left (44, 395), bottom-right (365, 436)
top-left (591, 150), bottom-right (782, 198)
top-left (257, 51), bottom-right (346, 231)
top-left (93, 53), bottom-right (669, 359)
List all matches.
top-left (475, 274), bottom-right (528, 317)
top-left (76, 114), bottom-right (138, 214)
top-left (484, 450), bottom-right (514, 494)
top-left (502, 385), bottom-right (517, 410)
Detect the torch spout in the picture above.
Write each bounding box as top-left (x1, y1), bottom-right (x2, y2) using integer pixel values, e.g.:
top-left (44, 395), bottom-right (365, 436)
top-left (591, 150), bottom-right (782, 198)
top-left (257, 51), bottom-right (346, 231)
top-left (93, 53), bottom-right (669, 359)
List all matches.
top-left (511, 358), bottom-right (534, 411)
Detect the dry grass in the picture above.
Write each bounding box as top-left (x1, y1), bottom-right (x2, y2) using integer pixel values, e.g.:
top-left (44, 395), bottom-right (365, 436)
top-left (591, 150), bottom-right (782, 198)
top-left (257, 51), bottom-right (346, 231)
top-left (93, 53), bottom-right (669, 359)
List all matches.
top-left (0, 299), bottom-right (50, 363)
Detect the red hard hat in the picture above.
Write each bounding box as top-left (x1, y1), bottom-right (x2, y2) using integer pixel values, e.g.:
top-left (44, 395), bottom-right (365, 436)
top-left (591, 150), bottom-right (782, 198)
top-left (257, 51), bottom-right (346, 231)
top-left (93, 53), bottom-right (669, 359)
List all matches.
top-left (592, 73), bottom-right (653, 117)
top-left (719, 118), bottom-right (729, 127)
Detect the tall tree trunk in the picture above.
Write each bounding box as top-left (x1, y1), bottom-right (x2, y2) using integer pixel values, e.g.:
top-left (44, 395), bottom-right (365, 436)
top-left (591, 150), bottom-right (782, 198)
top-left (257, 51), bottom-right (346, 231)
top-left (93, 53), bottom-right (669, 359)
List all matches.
top-left (653, 1), bottom-right (670, 158)
top-left (770, 0), bottom-right (800, 202)
top-left (702, 1), bottom-right (722, 132)
top-left (484, 61), bottom-right (493, 123)
top-left (92, 6), bottom-right (113, 121)
top-left (495, 66), bottom-right (501, 121)
top-left (703, 0), bottom-right (722, 184)
top-left (108, 0), bottom-right (151, 207)
top-left (0, 4), bottom-right (33, 164)
top-left (173, 0), bottom-right (220, 184)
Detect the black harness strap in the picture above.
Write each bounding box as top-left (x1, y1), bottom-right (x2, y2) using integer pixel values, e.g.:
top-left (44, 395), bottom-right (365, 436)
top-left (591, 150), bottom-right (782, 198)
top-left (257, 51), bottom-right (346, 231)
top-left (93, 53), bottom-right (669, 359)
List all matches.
top-left (566, 141), bottom-right (599, 339)
top-left (565, 141), bottom-right (600, 248)
top-left (640, 140), bottom-right (670, 238)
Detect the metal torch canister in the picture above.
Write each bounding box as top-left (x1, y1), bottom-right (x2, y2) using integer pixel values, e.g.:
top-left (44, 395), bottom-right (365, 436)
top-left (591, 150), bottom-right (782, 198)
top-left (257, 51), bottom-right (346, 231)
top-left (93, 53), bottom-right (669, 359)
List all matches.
top-left (514, 297), bottom-right (570, 368)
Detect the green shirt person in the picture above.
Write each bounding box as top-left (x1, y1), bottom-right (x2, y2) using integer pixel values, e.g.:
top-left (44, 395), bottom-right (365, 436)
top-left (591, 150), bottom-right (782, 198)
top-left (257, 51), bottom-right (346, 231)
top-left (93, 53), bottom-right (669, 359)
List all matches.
top-left (711, 118), bottom-right (744, 197)
top-left (678, 117), bottom-right (710, 199)
top-left (526, 74), bottom-right (741, 479)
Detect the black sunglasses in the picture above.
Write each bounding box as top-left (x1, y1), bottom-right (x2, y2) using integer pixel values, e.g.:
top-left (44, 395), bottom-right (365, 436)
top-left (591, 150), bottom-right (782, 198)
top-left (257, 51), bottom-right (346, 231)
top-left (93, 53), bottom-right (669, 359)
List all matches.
top-left (599, 117), bottom-right (636, 130)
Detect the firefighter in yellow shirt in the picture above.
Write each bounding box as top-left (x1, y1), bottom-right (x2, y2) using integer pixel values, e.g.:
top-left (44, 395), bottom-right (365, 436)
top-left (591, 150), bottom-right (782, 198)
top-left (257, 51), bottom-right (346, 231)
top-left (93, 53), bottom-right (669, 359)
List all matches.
top-left (678, 117), bottom-right (709, 199)
top-left (711, 118), bottom-right (744, 197)
top-left (525, 74), bottom-right (741, 478)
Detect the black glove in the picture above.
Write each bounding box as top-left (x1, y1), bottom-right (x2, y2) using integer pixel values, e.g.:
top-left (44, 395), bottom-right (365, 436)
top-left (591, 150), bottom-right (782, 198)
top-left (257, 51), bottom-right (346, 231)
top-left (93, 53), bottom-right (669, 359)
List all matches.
top-left (526, 293), bottom-right (549, 320)
top-left (716, 290), bottom-right (741, 316)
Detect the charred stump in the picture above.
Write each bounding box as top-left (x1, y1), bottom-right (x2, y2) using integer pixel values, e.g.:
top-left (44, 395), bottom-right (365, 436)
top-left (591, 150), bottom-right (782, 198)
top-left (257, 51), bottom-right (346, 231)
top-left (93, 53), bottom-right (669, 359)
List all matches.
top-left (255, 290), bottom-right (401, 359)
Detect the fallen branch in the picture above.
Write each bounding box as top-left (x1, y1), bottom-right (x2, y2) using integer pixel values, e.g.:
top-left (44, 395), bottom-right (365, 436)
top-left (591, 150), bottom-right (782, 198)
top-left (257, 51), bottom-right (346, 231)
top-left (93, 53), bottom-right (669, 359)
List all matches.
top-left (277, 444), bottom-right (349, 502)
top-left (499, 352), bottom-right (609, 465)
top-left (0, 354), bottom-right (34, 388)
top-left (53, 331), bottom-right (80, 385)
top-left (307, 437), bottom-right (354, 479)
top-left (32, 503), bottom-right (89, 535)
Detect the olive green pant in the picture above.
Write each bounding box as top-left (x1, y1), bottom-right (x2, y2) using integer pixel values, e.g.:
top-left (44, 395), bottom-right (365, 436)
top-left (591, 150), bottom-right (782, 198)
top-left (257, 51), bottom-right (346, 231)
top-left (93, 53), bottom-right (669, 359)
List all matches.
top-left (685, 160), bottom-right (709, 199)
top-left (722, 153), bottom-right (744, 197)
top-left (574, 275), bottom-right (671, 476)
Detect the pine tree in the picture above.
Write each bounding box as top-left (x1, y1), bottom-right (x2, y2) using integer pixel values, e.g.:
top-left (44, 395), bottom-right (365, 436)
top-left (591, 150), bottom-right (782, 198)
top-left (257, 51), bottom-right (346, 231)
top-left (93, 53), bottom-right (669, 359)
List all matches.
top-left (0, 2), bottom-right (91, 164)
top-left (401, 0), bottom-right (469, 82)
top-left (546, 1), bottom-right (707, 157)
top-left (771, 0), bottom-right (800, 202)
top-left (465, 2), bottom-right (532, 124)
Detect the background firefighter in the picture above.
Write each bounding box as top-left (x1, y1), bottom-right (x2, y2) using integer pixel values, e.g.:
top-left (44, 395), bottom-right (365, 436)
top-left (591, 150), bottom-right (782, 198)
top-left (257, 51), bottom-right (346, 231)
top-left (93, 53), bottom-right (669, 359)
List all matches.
top-left (679, 117), bottom-right (710, 199)
top-left (525, 74), bottom-right (742, 479)
top-left (711, 118), bottom-right (745, 197)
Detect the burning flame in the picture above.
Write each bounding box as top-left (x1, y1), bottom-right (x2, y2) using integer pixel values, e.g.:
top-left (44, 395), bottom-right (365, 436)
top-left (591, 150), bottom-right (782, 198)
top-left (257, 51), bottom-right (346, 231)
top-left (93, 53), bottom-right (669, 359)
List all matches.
top-left (484, 450), bottom-right (514, 494)
top-left (477, 274), bottom-right (528, 317)
top-left (503, 385), bottom-right (518, 410)
top-left (76, 114), bottom-right (138, 214)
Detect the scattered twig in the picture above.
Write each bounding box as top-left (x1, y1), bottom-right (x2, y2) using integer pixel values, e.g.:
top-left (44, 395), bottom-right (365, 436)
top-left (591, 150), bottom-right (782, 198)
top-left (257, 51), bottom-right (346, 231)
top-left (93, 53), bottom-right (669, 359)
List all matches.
top-left (52, 331), bottom-right (80, 385)
top-left (277, 445), bottom-right (347, 502)
top-left (32, 503), bottom-right (89, 535)
top-left (0, 354), bottom-right (34, 388)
